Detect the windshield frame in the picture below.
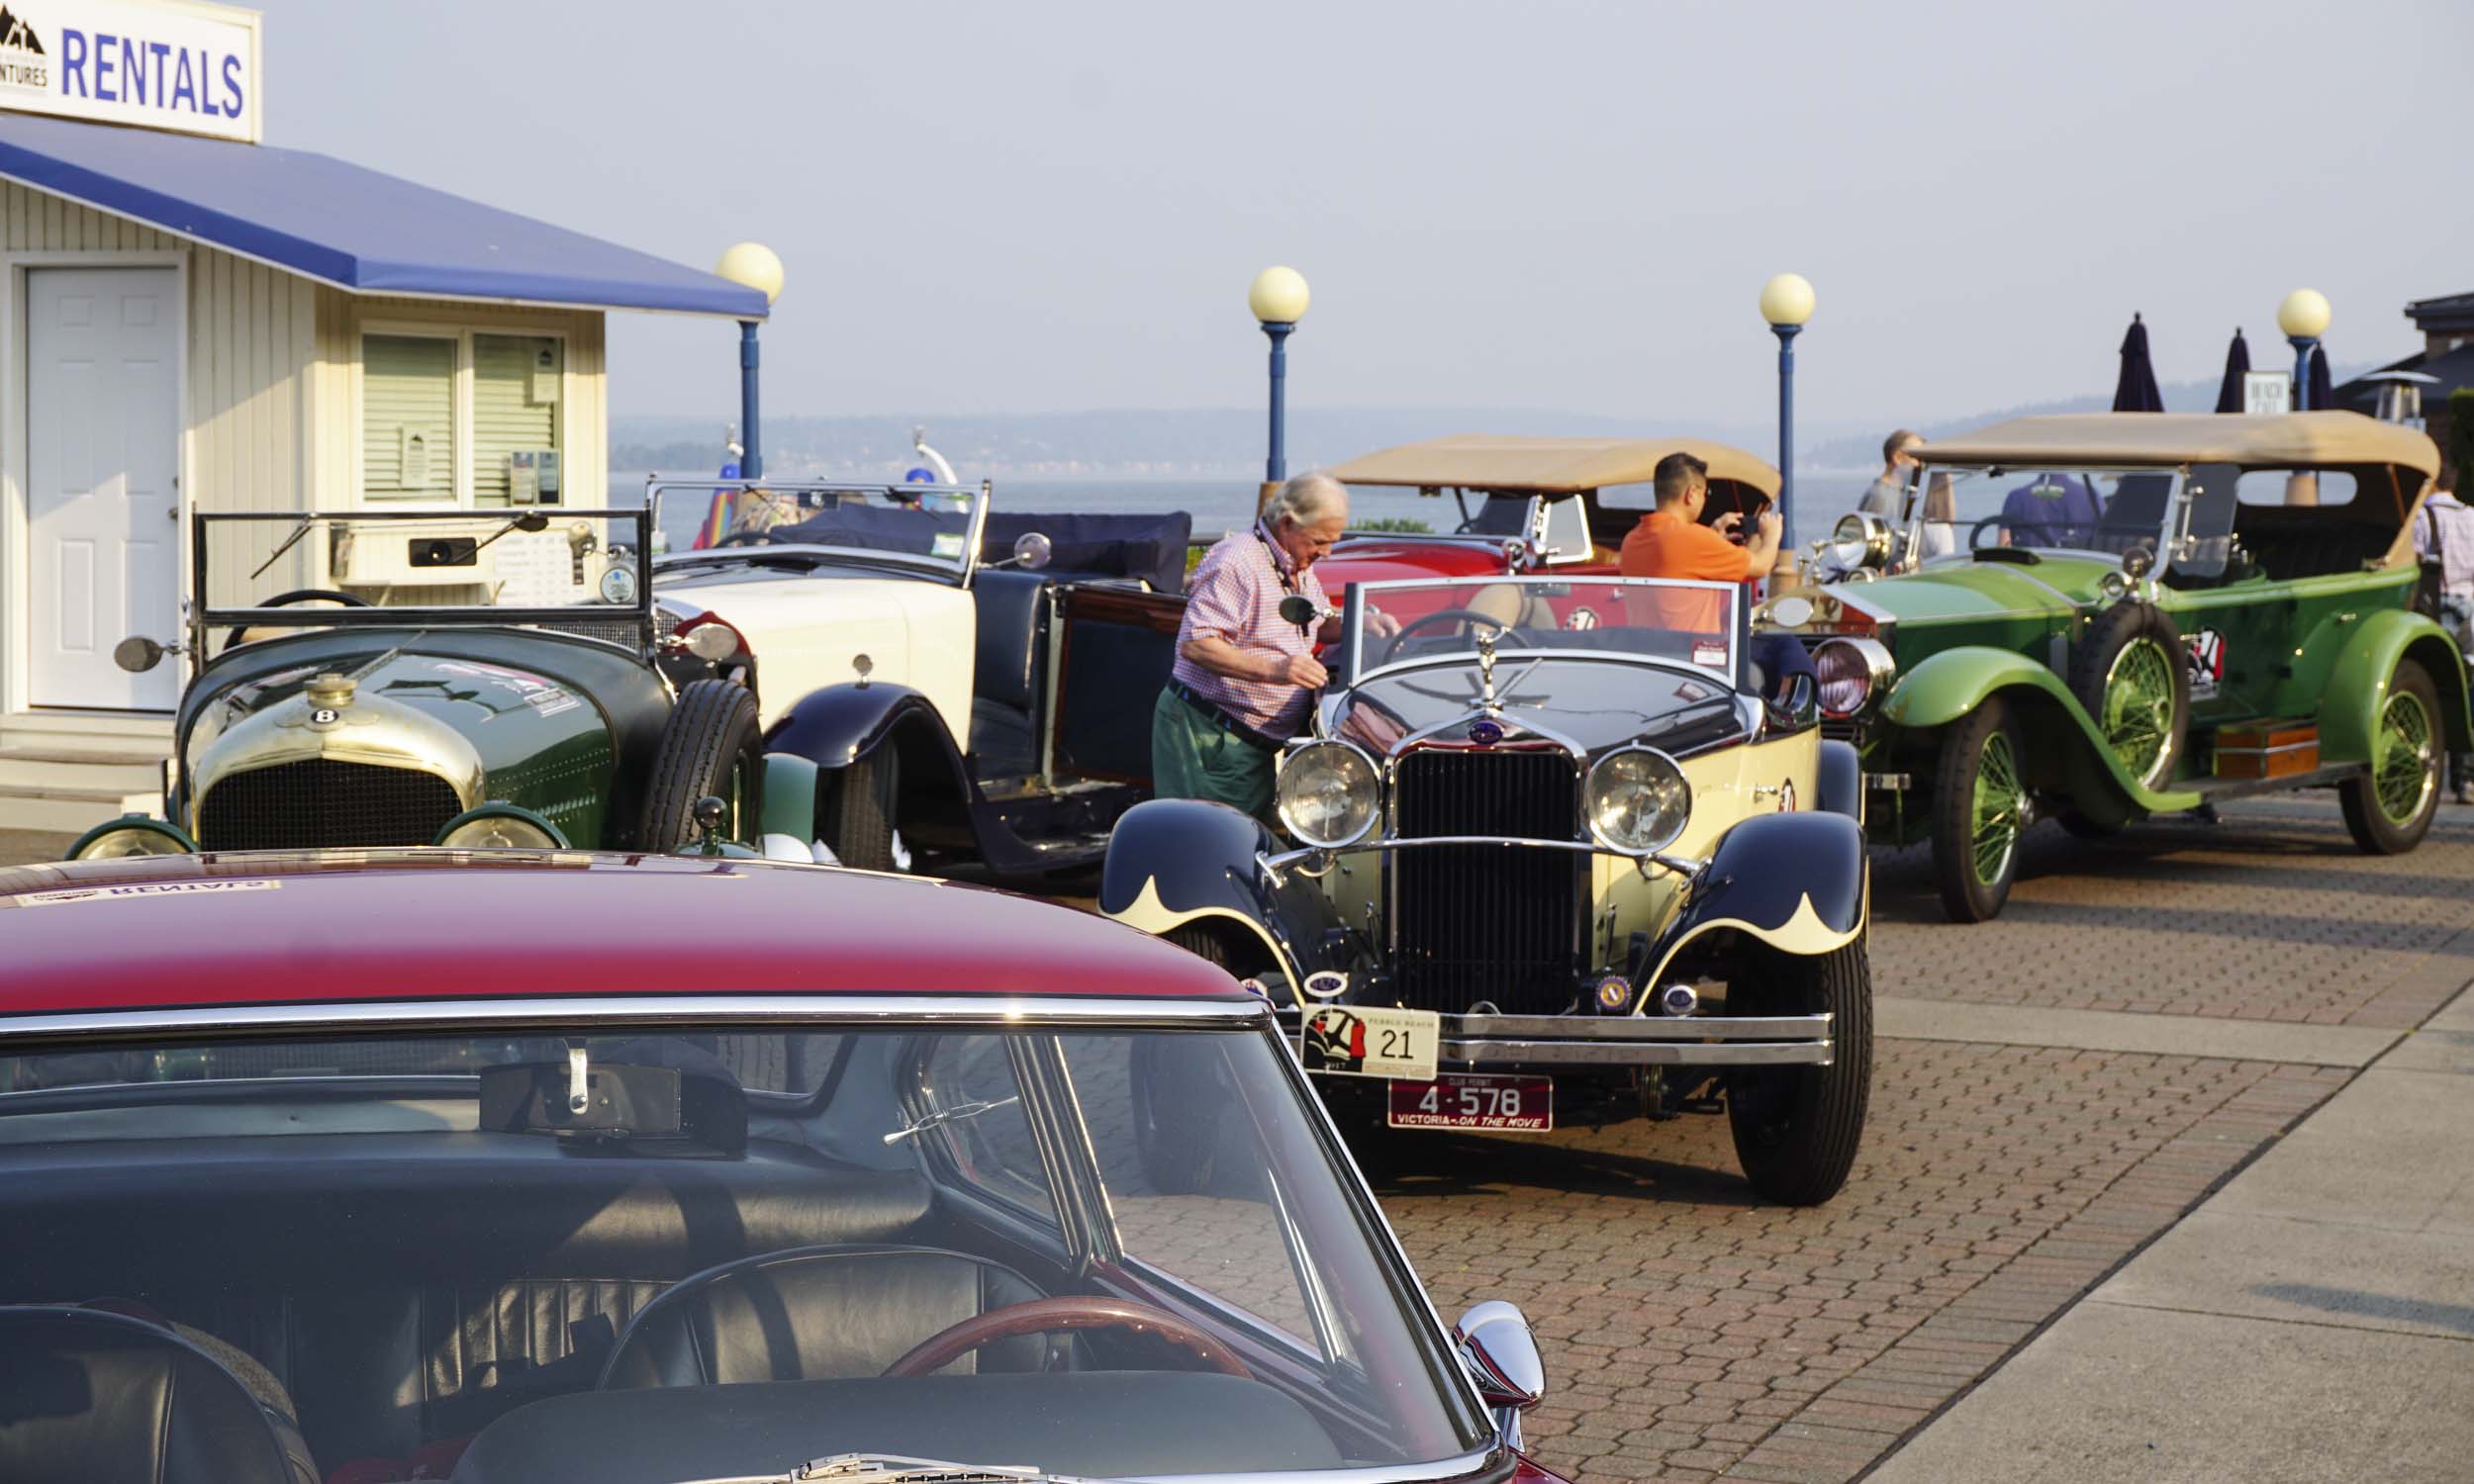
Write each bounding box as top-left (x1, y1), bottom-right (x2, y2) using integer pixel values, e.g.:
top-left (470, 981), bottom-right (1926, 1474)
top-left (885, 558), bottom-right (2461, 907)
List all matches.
top-left (1340, 574), bottom-right (1747, 690)
top-left (647, 476), bottom-right (994, 589)
top-left (1889, 463), bottom-right (2201, 576)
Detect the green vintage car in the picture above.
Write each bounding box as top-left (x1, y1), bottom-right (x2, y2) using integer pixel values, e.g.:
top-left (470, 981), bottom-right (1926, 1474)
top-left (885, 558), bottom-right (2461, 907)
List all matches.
top-left (1766, 412), bottom-right (2471, 921)
top-left (70, 508), bottom-right (824, 862)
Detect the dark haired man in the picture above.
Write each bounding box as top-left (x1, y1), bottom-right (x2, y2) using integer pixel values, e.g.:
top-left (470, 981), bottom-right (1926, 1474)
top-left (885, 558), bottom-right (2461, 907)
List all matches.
top-left (1619, 451), bottom-right (1811, 695)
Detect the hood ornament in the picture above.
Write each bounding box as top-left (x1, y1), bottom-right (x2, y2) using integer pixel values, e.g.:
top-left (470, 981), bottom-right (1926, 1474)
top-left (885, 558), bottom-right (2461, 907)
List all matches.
top-left (1475, 627), bottom-right (1501, 713)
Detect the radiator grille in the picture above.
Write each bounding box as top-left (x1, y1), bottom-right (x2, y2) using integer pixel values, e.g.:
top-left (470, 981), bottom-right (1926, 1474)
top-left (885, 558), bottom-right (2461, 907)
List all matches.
top-left (199, 759), bottom-right (463, 851)
top-left (1390, 749), bottom-right (1579, 1015)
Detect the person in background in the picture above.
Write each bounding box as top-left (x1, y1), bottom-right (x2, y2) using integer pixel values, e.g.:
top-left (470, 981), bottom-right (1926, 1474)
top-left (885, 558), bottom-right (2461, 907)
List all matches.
top-left (1620, 452), bottom-right (1813, 693)
top-left (2413, 463), bottom-right (2474, 803)
top-left (1153, 473), bottom-right (1395, 821)
top-left (1998, 472), bottom-right (2103, 547)
top-left (1859, 429), bottom-right (1924, 516)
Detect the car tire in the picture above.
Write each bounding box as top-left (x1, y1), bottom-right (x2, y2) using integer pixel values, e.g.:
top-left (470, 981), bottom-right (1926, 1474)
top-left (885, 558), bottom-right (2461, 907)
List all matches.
top-left (1130, 926), bottom-right (1237, 1195)
top-left (1726, 942), bottom-right (1872, 1206)
top-left (637, 680), bottom-right (764, 852)
top-left (2069, 602), bottom-right (2190, 791)
top-left (829, 750), bottom-right (901, 873)
top-left (1930, 700), bottom-right (2026, 923)
top-left (2340, 658), bottom-right (2443, 855)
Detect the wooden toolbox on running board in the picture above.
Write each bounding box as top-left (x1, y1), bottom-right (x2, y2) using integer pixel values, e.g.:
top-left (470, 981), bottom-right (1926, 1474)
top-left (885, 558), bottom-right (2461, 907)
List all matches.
top-left (2215, 720), bottom-right (2319, 780)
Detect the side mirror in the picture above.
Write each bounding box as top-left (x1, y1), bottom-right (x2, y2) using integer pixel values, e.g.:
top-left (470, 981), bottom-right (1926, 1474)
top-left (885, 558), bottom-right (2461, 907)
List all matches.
top-left (114, 636), bottom-right (168, 674)
top-left (1279, 595), bottom-right (1320, 629)
top-left (1009, 531), bottom-right (1053, 571)
top-left (1455, 1300), bottom-right (1545, 1414)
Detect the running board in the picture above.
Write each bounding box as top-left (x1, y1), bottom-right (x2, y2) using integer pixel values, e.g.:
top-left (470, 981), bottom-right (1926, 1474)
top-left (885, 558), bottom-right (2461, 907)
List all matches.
top-left (2186, 762), bottom-right (2366, 803)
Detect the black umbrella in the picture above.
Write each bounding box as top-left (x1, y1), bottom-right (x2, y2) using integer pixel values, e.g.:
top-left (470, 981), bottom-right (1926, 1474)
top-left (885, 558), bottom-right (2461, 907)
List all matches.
top-left (2215, 328), bottom-right (2250, 414)
top-left (2307, 344), bottom-right (2332, 414)
top-left (2113, 314), bottom-right (2164, 413)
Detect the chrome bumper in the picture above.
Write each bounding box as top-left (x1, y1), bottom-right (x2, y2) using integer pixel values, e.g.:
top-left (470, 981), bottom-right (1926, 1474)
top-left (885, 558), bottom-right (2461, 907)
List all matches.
top-left (1284, 1007), bottom-right (1834, 1068)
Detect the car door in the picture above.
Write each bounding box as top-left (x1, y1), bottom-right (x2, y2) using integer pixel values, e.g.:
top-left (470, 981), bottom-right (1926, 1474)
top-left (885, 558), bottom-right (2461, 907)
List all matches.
top-left (1048, 585), bottom-right (1186, 784)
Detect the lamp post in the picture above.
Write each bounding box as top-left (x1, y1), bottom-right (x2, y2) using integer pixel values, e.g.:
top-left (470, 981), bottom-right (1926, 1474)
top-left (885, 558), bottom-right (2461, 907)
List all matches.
top-left (2277, 288), bottom-right (2330, 413)
top-left (1759, 273), bottom-right (1816, 572)
top-left (715, 242), bottom-right (786, 478)
top-left (1249, 266), bottom-right (1311, 508)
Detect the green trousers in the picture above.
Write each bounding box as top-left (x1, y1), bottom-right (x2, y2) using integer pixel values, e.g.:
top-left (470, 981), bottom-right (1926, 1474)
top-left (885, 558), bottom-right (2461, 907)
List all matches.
top-left (1151, 689), bottom-right (1276, 822)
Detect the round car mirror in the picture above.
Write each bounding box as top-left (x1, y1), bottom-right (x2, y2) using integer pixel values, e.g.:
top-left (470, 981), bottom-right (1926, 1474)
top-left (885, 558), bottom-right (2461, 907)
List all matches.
top-left (683, 623), bottom-right (738, 662)
top-left (1278, 595), bottom-right (1320, 629)
top-left (2121, 542), bottom-right (2155, 579)
top-left (1010, 531), bottom-right (1053, 571)
top-left (113, 636), bottom-right (168, 674)
top-left (1767, 595), bottom-right (1815, 628)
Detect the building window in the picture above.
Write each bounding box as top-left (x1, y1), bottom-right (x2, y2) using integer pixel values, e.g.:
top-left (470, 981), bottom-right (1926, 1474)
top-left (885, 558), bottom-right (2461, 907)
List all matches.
top-left (472, 334), bottom-right (564, 507)
top-left (361, 334), bottom-right (455, 501)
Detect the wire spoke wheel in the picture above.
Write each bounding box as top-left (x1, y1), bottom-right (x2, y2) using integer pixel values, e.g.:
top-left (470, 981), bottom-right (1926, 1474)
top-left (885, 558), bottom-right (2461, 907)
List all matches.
top-left (2374, 686), bottom-right (2436, 826)
top-left (1970, 729), bottom-right (2023, 885)
top-left (2101, 637), bottom-right (2177, 785)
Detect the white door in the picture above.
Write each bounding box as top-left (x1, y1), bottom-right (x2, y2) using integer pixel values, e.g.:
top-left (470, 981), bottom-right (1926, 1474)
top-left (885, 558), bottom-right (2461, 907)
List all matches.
top-left (27, 266), bottom-right (180, 710)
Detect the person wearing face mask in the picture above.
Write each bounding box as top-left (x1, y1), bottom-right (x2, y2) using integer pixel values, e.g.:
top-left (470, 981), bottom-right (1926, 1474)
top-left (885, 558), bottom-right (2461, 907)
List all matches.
top-left (1153, 472), bottom-right (1394, 819)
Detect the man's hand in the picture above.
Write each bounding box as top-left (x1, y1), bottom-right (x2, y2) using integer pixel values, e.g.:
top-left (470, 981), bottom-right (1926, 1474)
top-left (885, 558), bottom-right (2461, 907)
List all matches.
top-left (1757, 510), bottom-right (1782, 544)
top-left (1281, 652), bottom-right (1329, 689)
top-left (1712, 510), bottom-right (1745, 538)
top-left (1365, 606), bottom-right (1401, 638)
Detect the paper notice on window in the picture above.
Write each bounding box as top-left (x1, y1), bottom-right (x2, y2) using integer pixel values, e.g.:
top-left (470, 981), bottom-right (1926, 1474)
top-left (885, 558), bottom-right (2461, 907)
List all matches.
top-left (490, 527), bottom-right (587, 607)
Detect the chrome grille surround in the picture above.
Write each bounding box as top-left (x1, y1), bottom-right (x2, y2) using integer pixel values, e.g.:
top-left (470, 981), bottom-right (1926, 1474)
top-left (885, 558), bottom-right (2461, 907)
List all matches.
top-left (198, 758), bottom-right (464, 850)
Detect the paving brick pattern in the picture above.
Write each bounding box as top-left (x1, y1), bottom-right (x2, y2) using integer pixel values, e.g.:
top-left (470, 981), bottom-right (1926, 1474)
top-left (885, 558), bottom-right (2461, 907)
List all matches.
top-left (1869, 797), bottom-right (2474, 1028)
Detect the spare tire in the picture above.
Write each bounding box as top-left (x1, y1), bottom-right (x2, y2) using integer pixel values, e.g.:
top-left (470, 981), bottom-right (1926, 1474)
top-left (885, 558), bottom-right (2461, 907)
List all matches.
top-left (2070, 602), bottom-right (2189, 791)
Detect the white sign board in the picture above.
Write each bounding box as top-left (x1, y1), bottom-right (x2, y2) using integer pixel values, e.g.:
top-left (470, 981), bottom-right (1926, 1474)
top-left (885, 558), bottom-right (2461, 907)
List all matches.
top-left (2243, 371), bottom-right (2291, 417)
top-left (0, 0), bottom-right (261, 143)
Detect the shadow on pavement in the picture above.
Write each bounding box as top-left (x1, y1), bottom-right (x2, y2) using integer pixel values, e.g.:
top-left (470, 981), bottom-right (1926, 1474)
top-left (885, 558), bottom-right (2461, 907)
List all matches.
top-left (1349, 1126), bottom-right (1761, 1209)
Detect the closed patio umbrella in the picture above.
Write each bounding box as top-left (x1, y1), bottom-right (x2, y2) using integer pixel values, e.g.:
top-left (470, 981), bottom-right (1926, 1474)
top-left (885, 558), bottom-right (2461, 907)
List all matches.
top-left (2307, 343), bottom-right (2333, 414)
top-left (2215, 328), bottom-right (2250, 413)
top-left (2113, 314), bottom-right (2164, 413)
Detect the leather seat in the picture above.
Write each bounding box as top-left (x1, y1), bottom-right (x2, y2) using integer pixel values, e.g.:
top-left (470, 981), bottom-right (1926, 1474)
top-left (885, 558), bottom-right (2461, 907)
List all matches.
top-left (599, 1245), bottom-right (1062, 1389)
top-left (0, 1306), bottom-right (317, 1484)
top-left (970, 572), bottom-right (1050, 781)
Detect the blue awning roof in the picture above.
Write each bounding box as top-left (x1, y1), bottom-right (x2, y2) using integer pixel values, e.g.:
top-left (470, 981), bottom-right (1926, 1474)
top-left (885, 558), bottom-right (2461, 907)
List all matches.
top-left (0, 113), bottom-right (768, 319)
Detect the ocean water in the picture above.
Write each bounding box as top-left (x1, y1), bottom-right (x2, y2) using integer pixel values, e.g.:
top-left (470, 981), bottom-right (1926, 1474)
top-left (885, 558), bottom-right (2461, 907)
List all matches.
top-left (616, 470), bottom-right (1883, 555)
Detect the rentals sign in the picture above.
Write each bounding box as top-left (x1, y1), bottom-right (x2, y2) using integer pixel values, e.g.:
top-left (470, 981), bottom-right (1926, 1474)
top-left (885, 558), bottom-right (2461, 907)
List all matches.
top-left (0, 0), bottom-right (260, 143)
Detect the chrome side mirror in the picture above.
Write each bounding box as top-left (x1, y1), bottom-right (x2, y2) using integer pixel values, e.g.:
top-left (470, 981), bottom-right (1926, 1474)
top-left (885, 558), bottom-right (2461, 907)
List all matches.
top-left (1009, 531), bottom-right (1053, 571)
top-left (1455, 1300), bottom-right (1545, 1445)
top-left (114, 636), bottom-right (169, 674)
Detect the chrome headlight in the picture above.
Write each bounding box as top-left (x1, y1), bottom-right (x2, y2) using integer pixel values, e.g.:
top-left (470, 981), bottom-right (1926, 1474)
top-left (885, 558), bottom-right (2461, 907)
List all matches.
top-left (1583, 747), bottom-right (1690, 855)
top-left (1276, 740), bottom-right (1380, 849)
top-left (66, 815), bottom-right (197, 860)
top-left (1830, 512), bottom-right (1895, 572)
top-left (1813, 637), bottom-right (1896, 719)
top-left (434, 803), bottom-right (570, 850)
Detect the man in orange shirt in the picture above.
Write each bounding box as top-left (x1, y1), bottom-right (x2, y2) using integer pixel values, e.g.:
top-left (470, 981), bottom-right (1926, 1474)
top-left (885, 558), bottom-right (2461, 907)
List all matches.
top-left (1619, 451), bottom-right (1811, 695)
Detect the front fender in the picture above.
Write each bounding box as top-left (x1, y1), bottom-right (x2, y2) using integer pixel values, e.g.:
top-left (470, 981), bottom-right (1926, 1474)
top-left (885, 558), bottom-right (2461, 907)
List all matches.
top-left (1815, 738), bottom-right (1861, 821)
top-left (765, 681), bottom-right (946, 769)
top-left (2320, 608), bottom-right (2474, 761)
top-left (1876, 646), bottom-right (2201, 814)
top-left (1638, 810), bottom-right (1867, 1002)
top-left (1099, 798), bottom-right (1348, 1001)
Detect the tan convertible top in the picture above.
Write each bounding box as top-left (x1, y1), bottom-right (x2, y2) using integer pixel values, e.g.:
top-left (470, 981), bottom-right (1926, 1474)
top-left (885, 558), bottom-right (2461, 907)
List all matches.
top-left (1329, 434), bottom-right (1781, 496)
top-left (1915, 412), bottom-right (2439, 477)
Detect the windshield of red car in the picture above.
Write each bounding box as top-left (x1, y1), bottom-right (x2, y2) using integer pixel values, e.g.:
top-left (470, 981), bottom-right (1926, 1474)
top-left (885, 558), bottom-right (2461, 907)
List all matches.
top-left (0, 1020), bottom-right (1487, 1480)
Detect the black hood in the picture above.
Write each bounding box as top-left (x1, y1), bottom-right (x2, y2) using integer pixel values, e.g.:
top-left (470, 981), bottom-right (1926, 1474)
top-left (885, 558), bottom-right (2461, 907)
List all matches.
top-left (1330, 657), bottom-right (1748, 758)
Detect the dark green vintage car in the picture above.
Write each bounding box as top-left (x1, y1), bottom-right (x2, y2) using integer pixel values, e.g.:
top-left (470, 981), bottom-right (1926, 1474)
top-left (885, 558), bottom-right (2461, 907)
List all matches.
top-left (1766, 412), bottom-right (2471, 921)
top-left (70, 509), bottom-right (821, 862)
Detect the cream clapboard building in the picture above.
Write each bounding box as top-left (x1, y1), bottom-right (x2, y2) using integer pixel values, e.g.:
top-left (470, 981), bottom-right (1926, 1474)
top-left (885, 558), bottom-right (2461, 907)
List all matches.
top-left (0, 1), bottom-right (764, 831)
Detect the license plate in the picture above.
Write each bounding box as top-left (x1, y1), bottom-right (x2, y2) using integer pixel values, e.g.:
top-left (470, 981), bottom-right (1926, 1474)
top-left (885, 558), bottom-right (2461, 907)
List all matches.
top-left (1300, 1005), bottom-right (1439, 1080)
top-left (1387, 1073), bottom-right (1553, 1132)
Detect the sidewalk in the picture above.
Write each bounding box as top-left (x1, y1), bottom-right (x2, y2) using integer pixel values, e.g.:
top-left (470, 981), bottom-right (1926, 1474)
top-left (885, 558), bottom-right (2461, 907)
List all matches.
top-left (1865, 978), bottom-right (2474, 1482)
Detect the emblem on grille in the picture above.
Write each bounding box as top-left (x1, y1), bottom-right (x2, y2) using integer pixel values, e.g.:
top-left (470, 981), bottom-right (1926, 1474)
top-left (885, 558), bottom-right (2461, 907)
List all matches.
top-left (1468, 718), bottom-right (1504, 746)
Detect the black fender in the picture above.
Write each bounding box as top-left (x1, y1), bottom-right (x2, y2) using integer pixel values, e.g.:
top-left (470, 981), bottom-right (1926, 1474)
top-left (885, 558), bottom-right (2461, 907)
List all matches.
top-left (1815, 738), bottom-right (1862, 822)
top-left (764, 681), bottom-right (985, 858)
top-left (1639, 809), bottom-right (1867, 996)
top-left (1099, 797), bottom-right (1350, 1002)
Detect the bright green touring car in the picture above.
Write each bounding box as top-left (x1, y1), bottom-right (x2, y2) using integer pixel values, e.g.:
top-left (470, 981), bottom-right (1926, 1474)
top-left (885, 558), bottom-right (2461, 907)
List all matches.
top-left (1765, 412), bottom-right (2470, 921)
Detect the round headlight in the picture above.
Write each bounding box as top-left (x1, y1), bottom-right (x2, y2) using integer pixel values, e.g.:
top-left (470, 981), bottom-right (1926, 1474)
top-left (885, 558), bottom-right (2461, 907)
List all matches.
top-left (66, 815), bottom-right (197, 860)
top-left (1583, 748), bottom-right (1690, 855)
top-left (1813, 637), bottom-right (1895, 719)
top-left (1276, 741), bottom-right (1380, 849)
top-left (434, 803), bottom-right (570, 851)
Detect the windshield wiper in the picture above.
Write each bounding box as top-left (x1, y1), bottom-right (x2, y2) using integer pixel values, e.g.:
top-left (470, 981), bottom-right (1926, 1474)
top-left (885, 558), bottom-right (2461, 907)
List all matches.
top-left (680, 1452), bottom-right (1094, 1484)
top-left (882, 1096), bottom-right (1019, 1146)
top-left (248, 514), bottom-right (316, 581)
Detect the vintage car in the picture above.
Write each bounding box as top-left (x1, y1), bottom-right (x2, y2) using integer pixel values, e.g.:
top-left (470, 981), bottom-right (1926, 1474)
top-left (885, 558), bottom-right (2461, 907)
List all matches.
top-left (0, 848), bottom-right (1568, 1484)
top-left (1314, 434), bottom-right (1781, 589)
top-left (70, 508), bottom-right (831, 863)
top-left (1101, 574), bottom-right (1873, 1206)
top-left (653, 480), bottom-right (1191, 876)
top-left (1774, 412), bottom-right (2472, 921)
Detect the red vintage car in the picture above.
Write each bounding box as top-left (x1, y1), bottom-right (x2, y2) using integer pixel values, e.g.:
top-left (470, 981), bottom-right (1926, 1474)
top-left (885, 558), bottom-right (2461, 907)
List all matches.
top-left (0, 851), bottom-right (1565, 1484)
top-left (1318, 434), bottom-right (1782, 595)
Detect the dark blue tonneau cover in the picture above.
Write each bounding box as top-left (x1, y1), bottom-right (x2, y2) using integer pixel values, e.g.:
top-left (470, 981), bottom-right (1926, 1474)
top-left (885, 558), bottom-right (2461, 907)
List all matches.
top-left (765, 507), bottom-right (1191, 595)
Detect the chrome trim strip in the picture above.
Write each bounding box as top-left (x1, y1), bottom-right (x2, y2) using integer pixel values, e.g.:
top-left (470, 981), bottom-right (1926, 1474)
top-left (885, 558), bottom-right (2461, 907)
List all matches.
top-left (1441, 1038), bottom-right (1832, 1067)
top-left (1117, 1444), bottom-right (1506, 1484)
top-left (1263, 835), bottom-right (1705, 876)
top-left (1457, 1012), bottom-right (1832, 1042)
top-left (0, 994), bottom-right (1274, 1042)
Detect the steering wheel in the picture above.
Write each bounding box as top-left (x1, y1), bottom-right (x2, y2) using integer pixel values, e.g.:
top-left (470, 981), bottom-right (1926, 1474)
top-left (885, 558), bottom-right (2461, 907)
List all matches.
top-left (221, 589), bottom-right (370, 652)
top-left (713, 529), bottom-right (779, 548)
top-left (1381, 607), bottom-right (1539, 665)
top-left (883, 1295), bottom-right (1251, 1379)
top-left (1965, 515), bottom-right (2011, 550)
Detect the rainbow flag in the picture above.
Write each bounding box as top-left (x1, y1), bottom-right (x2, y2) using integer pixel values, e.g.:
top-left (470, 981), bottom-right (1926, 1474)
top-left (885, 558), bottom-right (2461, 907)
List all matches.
top-left (688, 462), bottom-right (743, 550)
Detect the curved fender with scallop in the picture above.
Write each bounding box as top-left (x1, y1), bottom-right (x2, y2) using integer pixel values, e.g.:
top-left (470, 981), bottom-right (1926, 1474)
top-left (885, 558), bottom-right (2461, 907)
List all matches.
top-left (1635, 809), bottom-right (1868, 1006)
top-left (1099, 797), bottom-right (1350, 1000)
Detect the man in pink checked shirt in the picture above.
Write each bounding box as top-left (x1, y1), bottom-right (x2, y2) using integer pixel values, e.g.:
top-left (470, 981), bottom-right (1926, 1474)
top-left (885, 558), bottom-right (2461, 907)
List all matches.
top-left (1153, 472), bottom-right (1396, 821)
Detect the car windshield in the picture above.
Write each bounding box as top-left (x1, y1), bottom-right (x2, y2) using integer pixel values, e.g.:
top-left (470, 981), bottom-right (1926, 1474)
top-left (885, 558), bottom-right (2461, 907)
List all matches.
top-left (659, 480), bottom-right (991, 580)
top-left (1892, 466), bottom-right (2173, 559)
top-left (196, 508), bottom-right (655, 630)
top-left (1345, 576), bottom-right (1742, 685)
top-left (0, 1016), bottom-right (1486, 1481)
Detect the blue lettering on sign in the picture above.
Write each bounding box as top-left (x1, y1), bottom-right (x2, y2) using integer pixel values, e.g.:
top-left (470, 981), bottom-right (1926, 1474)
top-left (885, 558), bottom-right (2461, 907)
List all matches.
top-left (60, 30), bottom-right (86, 96)
top-left (147, 42), bottom-right (168, 101)
top-left (170, 47), bottom-right (194, 110)
top-left (92, 31), bottom-right (115, 101)
top-left (220, 53), bottom-right (241, 118)
top-left (46, 27), bottom-right (246, 123)
top-left (119, 36), bottom-right (144, 104)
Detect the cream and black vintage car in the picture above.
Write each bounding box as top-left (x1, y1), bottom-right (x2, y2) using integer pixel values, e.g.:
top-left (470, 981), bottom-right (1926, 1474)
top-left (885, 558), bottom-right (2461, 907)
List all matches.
top-left (1101, 575), bottom-right (1873, 1206)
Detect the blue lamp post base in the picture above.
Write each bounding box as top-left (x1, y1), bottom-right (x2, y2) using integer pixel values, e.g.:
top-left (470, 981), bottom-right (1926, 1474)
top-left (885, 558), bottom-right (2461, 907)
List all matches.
top-left (739, 320), bottom-right (763, 481)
